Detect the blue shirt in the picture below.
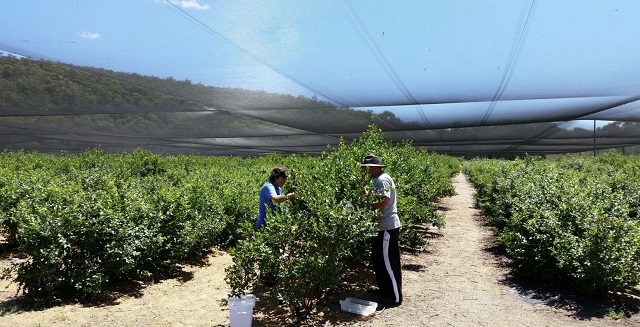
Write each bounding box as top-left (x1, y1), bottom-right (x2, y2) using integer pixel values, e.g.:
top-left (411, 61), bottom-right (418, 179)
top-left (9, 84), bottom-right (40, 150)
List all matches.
top-left (256, 181), bottom-right (281, 228)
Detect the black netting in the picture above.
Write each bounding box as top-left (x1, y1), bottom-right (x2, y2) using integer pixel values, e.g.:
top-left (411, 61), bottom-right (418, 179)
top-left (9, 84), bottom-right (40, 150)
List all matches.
top-left (2, 1), bottom-right (640, 156)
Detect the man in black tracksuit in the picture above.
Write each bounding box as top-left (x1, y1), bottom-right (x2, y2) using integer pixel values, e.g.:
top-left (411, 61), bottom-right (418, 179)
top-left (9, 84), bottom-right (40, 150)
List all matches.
top-left (361, 155), bottom-right (403, 306)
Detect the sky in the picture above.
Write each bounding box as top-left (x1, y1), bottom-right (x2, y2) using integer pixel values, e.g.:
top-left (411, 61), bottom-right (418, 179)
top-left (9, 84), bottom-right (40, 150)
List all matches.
top-left (2, 0), bottom-right (640, 127)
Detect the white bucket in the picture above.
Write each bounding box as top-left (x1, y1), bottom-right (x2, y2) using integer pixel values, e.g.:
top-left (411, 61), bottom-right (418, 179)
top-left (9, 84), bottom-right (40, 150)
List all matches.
top-left (228, 294), bottom-right (255, 327)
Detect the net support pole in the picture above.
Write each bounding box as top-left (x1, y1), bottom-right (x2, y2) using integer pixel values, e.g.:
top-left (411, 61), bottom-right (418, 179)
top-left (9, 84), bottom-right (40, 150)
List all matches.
top-left (593, 120), bottom-right (596, 157)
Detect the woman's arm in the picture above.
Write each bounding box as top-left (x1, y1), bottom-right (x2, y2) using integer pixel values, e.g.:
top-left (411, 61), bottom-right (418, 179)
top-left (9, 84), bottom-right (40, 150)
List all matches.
top-left (271, 192), bottom-right (294, 203)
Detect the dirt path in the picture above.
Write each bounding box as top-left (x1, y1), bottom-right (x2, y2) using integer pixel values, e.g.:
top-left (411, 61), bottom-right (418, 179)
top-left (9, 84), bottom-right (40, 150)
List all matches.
top-left (1, 173), bottom-right (638, 326)
top-left (357, 173), bottom-right (639, 327)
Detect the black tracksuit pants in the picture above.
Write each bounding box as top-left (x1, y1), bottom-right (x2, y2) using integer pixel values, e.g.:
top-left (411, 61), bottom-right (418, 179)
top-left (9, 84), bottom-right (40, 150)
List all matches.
top-left (371, 228), bottom-right (402, 304)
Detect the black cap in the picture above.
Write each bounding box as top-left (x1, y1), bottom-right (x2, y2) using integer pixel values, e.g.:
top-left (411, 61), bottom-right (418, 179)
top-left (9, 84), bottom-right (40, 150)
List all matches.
top-left (360, 155), bottom-right (386, 167)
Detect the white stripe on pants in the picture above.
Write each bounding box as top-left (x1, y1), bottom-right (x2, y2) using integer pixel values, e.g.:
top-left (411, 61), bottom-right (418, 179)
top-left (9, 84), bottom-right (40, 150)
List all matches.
top-left (382, 230), bottom-right (400, 302)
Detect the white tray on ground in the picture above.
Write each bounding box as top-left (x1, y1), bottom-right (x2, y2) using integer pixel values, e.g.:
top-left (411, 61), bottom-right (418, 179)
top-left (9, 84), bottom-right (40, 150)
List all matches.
top-left (339, 297), bottom-right (378, 316)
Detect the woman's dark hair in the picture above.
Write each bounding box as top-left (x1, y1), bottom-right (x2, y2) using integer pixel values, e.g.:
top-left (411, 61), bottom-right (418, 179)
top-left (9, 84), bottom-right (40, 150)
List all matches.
top-left (269, 166), bottom-right (288, 182)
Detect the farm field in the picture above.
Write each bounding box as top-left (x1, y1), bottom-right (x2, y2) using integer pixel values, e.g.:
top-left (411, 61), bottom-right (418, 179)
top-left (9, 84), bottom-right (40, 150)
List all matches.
top-left (1, 173), bottom-right (637, 326)
top-left (0, 127), bottom-right (639, 325)
top-left (0, 125), bottom-right (460, 323)
top-left (3, 3), bottom-right (640, 326)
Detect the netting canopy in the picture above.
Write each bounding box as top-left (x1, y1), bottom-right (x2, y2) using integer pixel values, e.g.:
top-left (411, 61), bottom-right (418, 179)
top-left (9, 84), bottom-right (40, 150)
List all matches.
top-left (2, 0), bottom-right (640, 156)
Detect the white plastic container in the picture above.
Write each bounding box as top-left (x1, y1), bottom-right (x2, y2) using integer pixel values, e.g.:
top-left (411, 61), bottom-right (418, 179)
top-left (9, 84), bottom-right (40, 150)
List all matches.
top-left (228, 294), bottom-right (256, 327)
top-left (339, 297), bottom-right (378, 316)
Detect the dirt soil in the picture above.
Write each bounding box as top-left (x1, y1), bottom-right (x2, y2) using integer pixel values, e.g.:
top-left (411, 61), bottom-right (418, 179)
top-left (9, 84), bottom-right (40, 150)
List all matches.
top-left (1, 173), bottom-right (639, 326)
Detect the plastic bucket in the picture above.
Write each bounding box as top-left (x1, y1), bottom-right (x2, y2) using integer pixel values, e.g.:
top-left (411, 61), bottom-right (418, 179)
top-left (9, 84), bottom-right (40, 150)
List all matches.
top-left (228, 294), bottom-right (255, 327)
top-left (229, 310), bottom-right (252, 327)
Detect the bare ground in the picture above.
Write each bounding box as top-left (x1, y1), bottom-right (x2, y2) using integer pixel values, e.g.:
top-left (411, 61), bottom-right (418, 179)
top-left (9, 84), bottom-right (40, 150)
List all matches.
top-left (1, 173), bottom-right (639, 326)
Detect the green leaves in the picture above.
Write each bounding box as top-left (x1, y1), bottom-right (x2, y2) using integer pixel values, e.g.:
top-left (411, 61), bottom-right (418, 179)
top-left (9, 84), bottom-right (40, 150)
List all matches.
top-left (466, 153), bottom-right (640, 293)
top-left (225, 123), bottom-right (459, 318)
top-left (0, 123), bottom-right (460, 312)
top-left (0, 150), bottom-right (245, 301)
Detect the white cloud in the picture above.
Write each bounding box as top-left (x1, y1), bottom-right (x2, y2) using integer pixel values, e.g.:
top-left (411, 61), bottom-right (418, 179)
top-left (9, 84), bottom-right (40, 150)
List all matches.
top-left (79, 31), bottom-right (100, 40)
top-left (178, 0), bottom-right (209, 10)
top-left (0, 50), bottom-right (26, 59)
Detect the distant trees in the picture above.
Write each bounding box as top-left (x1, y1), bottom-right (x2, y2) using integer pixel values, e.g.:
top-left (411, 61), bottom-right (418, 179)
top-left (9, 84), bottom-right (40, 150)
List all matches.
top-left (0, 57), bottom-right (425, 154)
top-left (2, 56), bottom-right (637, 155)
top-left (0, 56), bottom-right (190, 113)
